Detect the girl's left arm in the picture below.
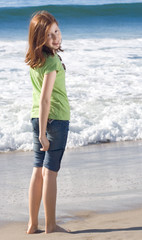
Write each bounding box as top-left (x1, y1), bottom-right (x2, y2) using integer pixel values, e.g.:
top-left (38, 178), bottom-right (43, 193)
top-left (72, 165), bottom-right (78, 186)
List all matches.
top-left (39, 70), bottom-right (56, 151)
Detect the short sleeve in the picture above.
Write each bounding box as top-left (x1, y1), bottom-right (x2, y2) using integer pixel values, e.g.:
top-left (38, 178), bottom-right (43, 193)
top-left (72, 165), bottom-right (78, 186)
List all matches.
top-left (42, 55), bottom-right (59, 75)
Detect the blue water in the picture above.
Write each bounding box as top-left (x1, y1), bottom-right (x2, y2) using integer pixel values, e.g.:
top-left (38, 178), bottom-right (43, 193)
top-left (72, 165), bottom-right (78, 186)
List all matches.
top-left (1, 0), bottom-right (142, 7)
top-left (0, 3), bottom-right (142, 40)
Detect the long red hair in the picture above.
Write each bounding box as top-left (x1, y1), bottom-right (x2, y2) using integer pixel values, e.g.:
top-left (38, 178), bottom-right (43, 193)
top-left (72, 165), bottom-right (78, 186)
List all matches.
top-left (25, 11), bottom-right (61, 68)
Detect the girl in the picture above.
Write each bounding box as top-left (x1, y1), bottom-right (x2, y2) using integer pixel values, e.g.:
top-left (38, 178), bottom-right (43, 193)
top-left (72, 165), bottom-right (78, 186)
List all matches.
top-left (25, 11), bottom-right (70, 234)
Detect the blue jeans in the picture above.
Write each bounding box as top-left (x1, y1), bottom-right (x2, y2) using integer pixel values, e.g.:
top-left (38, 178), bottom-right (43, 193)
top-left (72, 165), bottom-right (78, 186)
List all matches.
top-left (31, 118), bottom-right (69, 172)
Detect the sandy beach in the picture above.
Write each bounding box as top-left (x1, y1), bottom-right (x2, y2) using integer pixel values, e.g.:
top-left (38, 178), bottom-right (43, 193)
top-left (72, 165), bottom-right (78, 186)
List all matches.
top-left (0, 208), bottom-right (142, 240)
top-left (0, 140), bottom-right (142, 239)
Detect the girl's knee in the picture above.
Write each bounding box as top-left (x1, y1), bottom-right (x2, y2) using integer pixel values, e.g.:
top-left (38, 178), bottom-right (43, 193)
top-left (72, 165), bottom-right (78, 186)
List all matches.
top-left (42, 167), bottom-right (57, 178)
top-left (32, 167), bottom-right (43, 180)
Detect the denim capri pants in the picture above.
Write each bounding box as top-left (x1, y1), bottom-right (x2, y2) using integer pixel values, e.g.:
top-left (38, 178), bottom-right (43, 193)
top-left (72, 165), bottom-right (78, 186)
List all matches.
top-left (31, 118), bottom-right (69, 172)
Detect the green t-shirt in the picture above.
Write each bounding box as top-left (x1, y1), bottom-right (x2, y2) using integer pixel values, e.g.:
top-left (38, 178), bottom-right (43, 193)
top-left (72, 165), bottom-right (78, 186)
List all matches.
top-left (30, 54), bottom-right (70, 120)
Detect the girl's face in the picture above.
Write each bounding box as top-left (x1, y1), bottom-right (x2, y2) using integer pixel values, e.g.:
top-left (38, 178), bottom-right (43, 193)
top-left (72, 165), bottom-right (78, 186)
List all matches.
top-left (45, 22), bottom-right (62, 52)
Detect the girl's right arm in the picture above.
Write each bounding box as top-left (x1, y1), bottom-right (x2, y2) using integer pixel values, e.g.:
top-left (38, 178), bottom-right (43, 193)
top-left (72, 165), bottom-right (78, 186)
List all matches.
top-left (39, 71), bottom-right (56, 151)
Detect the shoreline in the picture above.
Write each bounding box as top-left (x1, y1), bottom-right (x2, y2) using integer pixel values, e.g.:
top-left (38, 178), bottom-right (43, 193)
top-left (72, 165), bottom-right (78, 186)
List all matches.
top-left (0, 138), bottom-right (142, 154)
top-left (0, 140), bottom-right (142, 238)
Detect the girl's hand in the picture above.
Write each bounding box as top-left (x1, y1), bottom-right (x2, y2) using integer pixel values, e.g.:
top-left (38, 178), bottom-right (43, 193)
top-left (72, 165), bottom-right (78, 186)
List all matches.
top-left (39, 135), bottom-right (50, 151)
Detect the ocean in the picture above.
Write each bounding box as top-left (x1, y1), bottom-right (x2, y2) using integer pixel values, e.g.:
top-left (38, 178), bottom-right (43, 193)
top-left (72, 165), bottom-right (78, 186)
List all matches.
top-left (0, 0), bottom-right (142, 152)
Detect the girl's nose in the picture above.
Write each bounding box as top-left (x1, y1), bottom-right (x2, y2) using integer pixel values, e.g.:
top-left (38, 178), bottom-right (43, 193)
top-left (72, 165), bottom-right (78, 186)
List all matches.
top-left (53, 34), bottom-right (58, 40)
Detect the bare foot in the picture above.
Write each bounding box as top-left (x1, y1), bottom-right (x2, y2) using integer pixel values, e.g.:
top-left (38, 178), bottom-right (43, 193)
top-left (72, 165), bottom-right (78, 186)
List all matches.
top-left (27, 224), bottom-right (38, 234)
top-left (45, 224), bottom-right (71, 234)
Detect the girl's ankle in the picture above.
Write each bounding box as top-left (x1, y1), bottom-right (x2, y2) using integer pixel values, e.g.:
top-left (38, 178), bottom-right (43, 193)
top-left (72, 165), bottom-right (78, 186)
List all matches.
top-left (45, 223), bottom-right (56, 233)
top-left (27, 223), bottom-right (38, 234)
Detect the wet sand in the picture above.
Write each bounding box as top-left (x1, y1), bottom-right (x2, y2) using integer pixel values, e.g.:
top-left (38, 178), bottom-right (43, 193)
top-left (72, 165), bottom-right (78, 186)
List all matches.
top-left (0, 141), bottom-right (142, 239)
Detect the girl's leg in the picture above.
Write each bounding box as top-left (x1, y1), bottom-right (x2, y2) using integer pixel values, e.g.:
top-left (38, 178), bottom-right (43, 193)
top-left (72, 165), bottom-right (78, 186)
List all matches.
top-left (27, 167), bottom-right (43, 234)
top-left (42, 167), bottom-right (57, 233)
top-left (42, 167), bottom-right (69, 233)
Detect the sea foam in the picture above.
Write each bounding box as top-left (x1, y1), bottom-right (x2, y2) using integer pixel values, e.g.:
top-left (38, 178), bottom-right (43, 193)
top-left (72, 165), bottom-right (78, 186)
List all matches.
top-left (0, 38), bottom-right (142, 151)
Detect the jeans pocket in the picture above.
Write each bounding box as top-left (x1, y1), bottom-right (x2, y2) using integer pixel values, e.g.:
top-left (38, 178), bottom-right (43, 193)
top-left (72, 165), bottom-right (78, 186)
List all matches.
top-left (31, 118), bottom-right (39, 133)
top-left (48, 119), bottom-right (55, 124)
